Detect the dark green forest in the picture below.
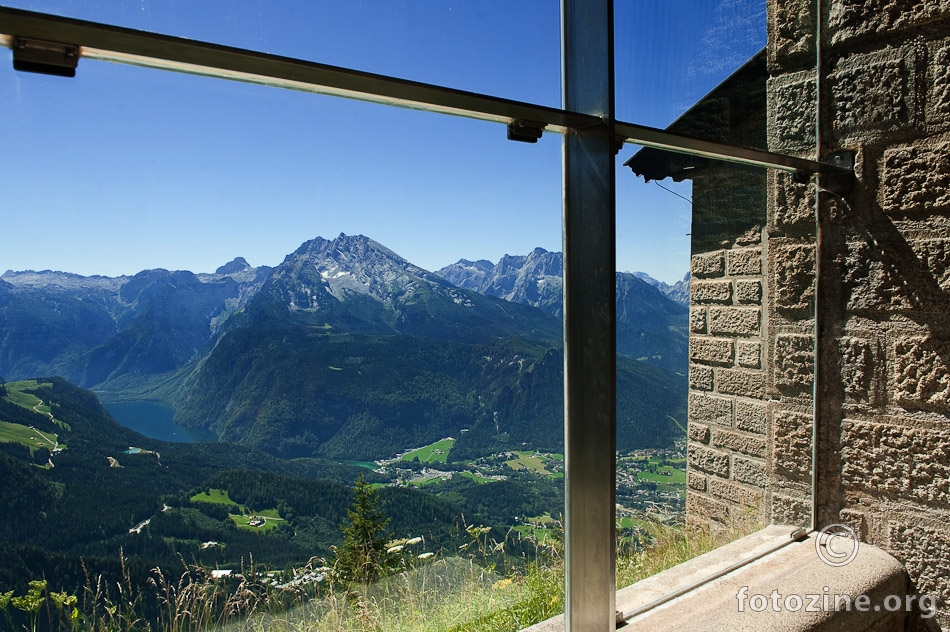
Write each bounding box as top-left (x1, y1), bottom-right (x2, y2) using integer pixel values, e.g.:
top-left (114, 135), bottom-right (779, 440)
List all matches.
top-left (173, 329), bottom-right (685, 460)
top-left (0, 378), bottom-right (559, 604)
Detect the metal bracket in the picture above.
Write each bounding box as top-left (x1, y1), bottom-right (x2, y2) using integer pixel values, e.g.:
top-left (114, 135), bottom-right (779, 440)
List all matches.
top-left (507, 119), bottom-right (544, 143)
top-left (12, 37), bottom-right (79, 77)
top-left (823, 150), bottom-right (855, 194)
top-left (613, 135), bottom-right (626, 156)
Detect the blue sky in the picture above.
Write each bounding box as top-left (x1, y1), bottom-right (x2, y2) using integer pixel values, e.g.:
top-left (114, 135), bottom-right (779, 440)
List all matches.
top-left (1, 1), bottom-right (764, 284)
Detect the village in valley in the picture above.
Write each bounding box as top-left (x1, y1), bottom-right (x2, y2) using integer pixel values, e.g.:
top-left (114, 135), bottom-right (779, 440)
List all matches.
top-left (368, 436), bottom-right (687, 521)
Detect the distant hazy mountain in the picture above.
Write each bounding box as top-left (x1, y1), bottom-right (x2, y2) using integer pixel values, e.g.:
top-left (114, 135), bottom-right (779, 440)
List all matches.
top-left (437, 249), bottom-right (689, 370)
top-left (0, 261), bottom-right (271, 388)
top-left (632, 271), bottom-right (690, 306)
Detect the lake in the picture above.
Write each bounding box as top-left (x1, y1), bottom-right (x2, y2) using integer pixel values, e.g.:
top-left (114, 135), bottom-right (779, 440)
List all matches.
top-left (103, 400), bottom-right (216, 443)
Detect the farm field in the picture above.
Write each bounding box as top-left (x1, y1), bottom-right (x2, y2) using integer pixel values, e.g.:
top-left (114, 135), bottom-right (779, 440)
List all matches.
top-left (0, 421), bottom-right (58, 453)
top-left (401, 438), bottom-right (455, 464)
top-left (192, 489), bottom-right (284, 531)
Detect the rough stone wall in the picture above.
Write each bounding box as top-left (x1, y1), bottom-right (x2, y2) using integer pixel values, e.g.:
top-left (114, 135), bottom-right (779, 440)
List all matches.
top-left (765, 0), bottom-right (950, 626)
top-left (686, 163), bottom-right (771, 530)
top-left (763, 0), bottom-right (821, 533)
top-left (685, 0), bottom-right (950, 624)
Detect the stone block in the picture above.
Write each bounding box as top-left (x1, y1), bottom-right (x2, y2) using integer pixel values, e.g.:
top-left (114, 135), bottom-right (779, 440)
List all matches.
top-left (735, 400), bottom-right (767, 434)
top-left (771, 172), bottom-right (816, 234)
top-left (773, 244), bottom-right (815, 311)
top-left (690, 308), bottom-right (707, 334)
top-left (691, 280), bottom-right (733, 304)
top-left (709, 478), bottom-right (765, 508)
top-left (767, 0), bottom-right (815, 70)
top-left (716, 368), bottom-right (766, 399)
top-left (689, 422), bottom-right (710, 444)
top-left (735, 225), bottom-right (763, 247)
top-left (829, 0), bottom-right (950, 46)
top-left (690, 337), bottom-right (735, 366)
top-left (767, 72), bottom-right (816, 153)
top-left (733, 456), bottom-right (767, 488)
top-left (728, 249), bottom-right (763, 276)
top-left (774, 409), bottom-right (812, 482)
top-left (839, 508), bottom-right (869, 541)
top-left (689, 444), bottom-right (731, 478)
top-left (735, 280), bottom-right (763, 304)
top-left (843, 238), bottom-right (917, 312)
top-left (843, 420), bottom-right (950, 508)
top-left (841, 336), bottom-right (877, 405)
top-left (888, 521), bottom-right (950, 606)
top-left (737, 341), bottom-right (762, 369)
top-left (690, 364), bottom-right (714, 391)
top-left (688, 471), bottom-right (707, 492)
top-left (894, 336), bottom-right (950, 413)
top-left (929, 37), bottom-right (950, 125)
top-left (910, 239), bottom-right (950, 292)
top-left (830, 49), bottom-right (915, 138)
top-left (708, 307), bottom-right (761, 336)
top-left (689, 392), bottom-right (733, 426)
top-left (775, 334), bottom-right (815, 394)
top-left (882, 140), bottom-right (950, 214)
top-left (771, 493), bottom-right (810, 526)
top-left (712, 428), bottom-right (767, 458)
top-left (687, 491), bottom-right (729, 524)
top-left (692, 251), bottom-right (725, 278)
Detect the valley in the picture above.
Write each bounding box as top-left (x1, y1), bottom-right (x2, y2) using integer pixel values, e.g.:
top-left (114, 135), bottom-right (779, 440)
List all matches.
top-left (0, 233), bottom-right (689, 629)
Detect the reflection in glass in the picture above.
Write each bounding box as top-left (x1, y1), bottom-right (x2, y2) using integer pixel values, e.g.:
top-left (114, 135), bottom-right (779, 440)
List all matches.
top-left (615, 150), bottom-right (810, 603)
top-left (615, 0), bottom-right (767, 143)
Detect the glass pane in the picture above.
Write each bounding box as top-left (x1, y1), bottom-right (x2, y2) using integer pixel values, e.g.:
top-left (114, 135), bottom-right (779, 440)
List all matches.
top-left (2, 0), bottom-right (561, 105)
top-left (614, 149), bottom-right (690, 582)
top-left (615, 0), bottom-right (769, 148)
top-left (0, 51), bottom-right (570, 629)
top-left (616, 149), bottom-right (816, 599)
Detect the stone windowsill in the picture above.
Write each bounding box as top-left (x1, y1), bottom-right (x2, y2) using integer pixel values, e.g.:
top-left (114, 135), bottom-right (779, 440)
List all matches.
top-left (524, 525), bottom-right (921, 632)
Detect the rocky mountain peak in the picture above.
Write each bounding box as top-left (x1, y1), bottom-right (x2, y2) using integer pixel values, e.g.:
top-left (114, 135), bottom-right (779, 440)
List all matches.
top-left (266, 234), bottom-right (451, 315)
top-left (216, 257), bottom-right (251, 275)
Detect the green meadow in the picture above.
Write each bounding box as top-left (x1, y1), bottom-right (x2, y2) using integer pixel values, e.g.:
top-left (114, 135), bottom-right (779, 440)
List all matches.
top-left (401, 438), bottom-right (455, 464)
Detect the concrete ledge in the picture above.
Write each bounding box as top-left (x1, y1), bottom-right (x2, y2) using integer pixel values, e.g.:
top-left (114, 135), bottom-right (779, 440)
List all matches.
top-left (525, 525), bottom-right (930, 631)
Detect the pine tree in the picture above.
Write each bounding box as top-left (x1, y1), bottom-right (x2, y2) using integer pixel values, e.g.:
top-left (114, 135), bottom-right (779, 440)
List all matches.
top-left (335, 473), bottom-right (398, 586)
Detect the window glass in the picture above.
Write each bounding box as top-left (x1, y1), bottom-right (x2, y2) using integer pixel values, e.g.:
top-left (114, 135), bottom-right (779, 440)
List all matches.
top-left (615, 0), bottom-right (768, 149)
top-left (0, 58), bottom-right (561, 276)
top-left (1, 49), bottom-right (569, 630)
top-left (614, 151), bottom-right (691, 580)
top-left (1, 1), bottom-right (828, 627)
top-left (616, 147), bottom-right (816, 597)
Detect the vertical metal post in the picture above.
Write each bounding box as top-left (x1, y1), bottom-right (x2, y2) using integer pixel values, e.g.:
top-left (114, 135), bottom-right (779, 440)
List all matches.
top-left (562, 0), bottom-right (616, 630)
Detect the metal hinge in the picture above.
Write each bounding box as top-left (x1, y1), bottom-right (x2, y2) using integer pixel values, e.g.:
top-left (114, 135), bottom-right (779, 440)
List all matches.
top-left (12, 37), bottom-right (79, 77)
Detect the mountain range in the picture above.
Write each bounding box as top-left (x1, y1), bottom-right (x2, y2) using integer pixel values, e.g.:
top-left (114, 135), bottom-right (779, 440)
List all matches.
top-left (0, 234), bottom-right (688, 459)
top-left (436, 248), bottom-right (689, 370)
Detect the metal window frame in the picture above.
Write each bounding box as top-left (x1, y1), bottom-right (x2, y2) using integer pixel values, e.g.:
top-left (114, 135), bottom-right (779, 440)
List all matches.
top-left (0, 7), bottom-right (848, 175)
top-left (1, 5), bottom-right (848, 630)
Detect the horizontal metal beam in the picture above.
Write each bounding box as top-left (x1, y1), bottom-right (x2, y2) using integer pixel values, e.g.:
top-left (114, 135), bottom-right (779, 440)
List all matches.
top-left (0, 6), bottom-right (584, 133)
top-left (0, 7), bottom-right (851, 178)
top-left (615, 120), bottom-right (848, 176)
